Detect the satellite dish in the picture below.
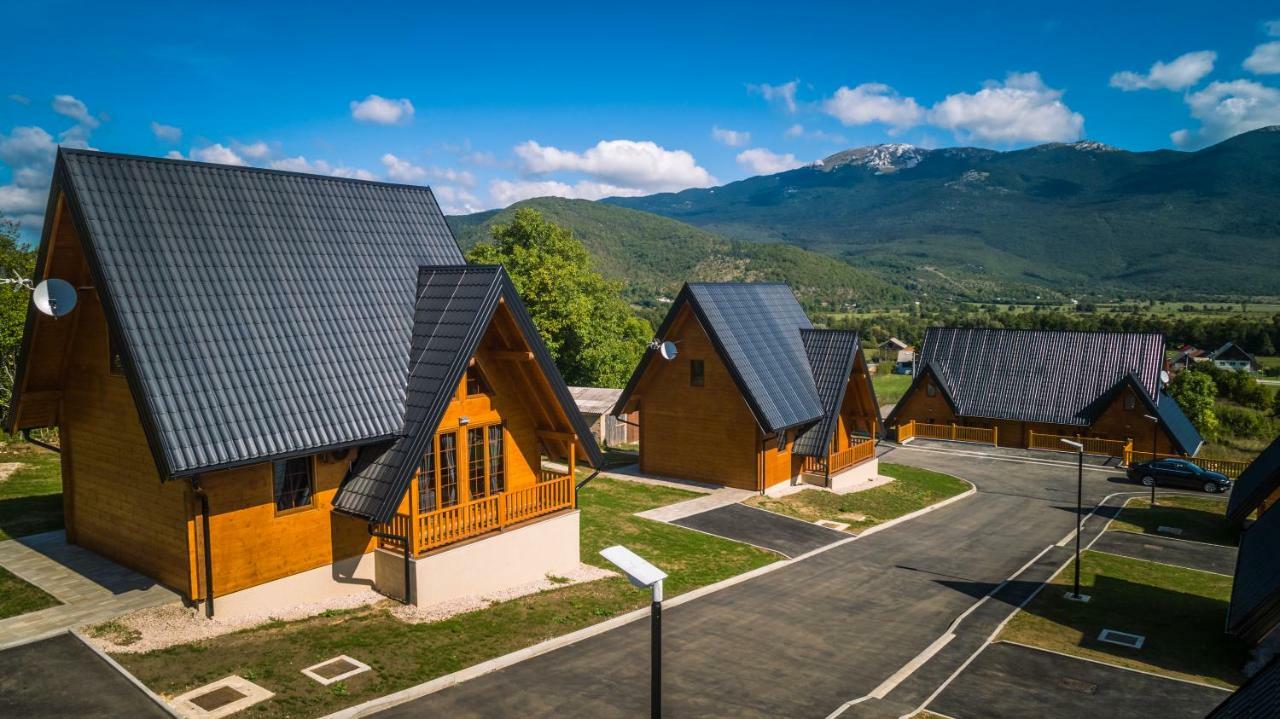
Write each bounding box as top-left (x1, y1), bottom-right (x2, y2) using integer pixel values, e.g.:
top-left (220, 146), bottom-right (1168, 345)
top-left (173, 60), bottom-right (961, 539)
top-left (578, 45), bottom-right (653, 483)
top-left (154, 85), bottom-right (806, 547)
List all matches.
top-left (658, 341), bottom-right (678, 361)
top-left (33, 279), bottom-right (77, 318)
top-left (1160, 370), bottom-right (1170, 386)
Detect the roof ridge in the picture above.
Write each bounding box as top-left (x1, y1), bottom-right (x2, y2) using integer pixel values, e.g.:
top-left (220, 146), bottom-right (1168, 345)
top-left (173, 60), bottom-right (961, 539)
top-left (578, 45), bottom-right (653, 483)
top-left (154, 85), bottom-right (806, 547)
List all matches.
top-left (927, 326), bottom-right (1164, 338)
top-left (59, 147), bottom-right (439, 193)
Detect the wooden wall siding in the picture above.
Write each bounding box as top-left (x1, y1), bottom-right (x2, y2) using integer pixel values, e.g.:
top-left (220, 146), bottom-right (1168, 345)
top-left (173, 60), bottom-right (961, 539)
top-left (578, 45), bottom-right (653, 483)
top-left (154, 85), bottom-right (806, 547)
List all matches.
top-left (761, 430), bottom-right (801, 490)
top-left (893, 375), bottom-right (958, 428)
top-left (1087, 386), bottom-right (1178, 456)
top-left (840, 353), bottom-right (881, 440)
top-left (632, 304), bottom-right (760, 490)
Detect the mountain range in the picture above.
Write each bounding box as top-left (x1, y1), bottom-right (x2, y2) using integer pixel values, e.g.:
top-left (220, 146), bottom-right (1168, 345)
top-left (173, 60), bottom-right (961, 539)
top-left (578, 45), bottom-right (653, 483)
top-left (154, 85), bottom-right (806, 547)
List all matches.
top-left (451, 126), bottom-right (1280, 305)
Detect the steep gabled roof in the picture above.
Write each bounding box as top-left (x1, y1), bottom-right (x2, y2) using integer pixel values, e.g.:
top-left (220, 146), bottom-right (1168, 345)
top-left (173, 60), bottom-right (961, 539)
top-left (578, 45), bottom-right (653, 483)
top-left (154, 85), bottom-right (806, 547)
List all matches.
top-left (909, 328), bottom-right (1165, 426)
top-left (1227, 503), bottom-right (1280, 643)
top-left (333, 265), bottom-right (601, 524)
top-left (794, 329), bottom-right (864, 457)
top-left (614, 283), bottom-right (822, 434)
top-left (1207, 655), bottom-right (1280, 718)
top-left (8, 149), bottom-right (465, 478)
top-left (1227, 436), bottom-right (1280, 524)
top-left (1208, 342), bottom-right (1258, 365)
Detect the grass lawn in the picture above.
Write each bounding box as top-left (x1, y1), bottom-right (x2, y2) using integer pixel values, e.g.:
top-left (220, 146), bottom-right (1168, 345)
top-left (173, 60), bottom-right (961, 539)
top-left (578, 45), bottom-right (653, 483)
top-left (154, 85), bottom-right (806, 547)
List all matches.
top-left (1109, 495), bottom-right (1235, 547)
top-left (113, 478), bottom-right (776, 717)
top-left (872, 371), bottom-right (913, 406)
top-left (745, 462), bottom-right (969, 534)
top-left (0, 565), bottom-right (60, 619)
top-left (1000, 551), bottom-right (1247, 688)
top-left (0, 443), bottom-right (63, 541)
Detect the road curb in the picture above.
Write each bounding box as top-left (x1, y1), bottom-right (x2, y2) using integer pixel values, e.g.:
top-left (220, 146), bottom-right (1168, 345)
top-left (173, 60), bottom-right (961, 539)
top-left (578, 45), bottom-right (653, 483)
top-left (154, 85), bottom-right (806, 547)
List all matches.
top-left (71, 629), bottom-right (180, 717)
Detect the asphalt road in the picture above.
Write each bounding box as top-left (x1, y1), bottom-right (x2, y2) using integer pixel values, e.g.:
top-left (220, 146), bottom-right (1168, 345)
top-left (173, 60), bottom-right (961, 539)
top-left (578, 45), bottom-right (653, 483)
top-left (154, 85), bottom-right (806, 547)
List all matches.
top-left (672, 502), bottom-right (848, 558)
top-left (1090, 529), bottom-right (1238, 575)
top-left (373, 444), bottom-right (1142, 719)
top-left (0, 633), bottom-right (171, 718)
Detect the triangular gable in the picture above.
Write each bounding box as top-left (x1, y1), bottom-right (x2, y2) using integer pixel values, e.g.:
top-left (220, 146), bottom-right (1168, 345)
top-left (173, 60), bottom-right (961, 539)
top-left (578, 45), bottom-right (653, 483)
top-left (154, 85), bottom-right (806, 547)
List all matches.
top-left (1227, 436), bottom-right (1280, 524)
top-left (333, 265), bottom-right (601, 524)
top-left (884, 362), bottom-right (959, 429)
top-left (794, 329), bottom-right (861, 458)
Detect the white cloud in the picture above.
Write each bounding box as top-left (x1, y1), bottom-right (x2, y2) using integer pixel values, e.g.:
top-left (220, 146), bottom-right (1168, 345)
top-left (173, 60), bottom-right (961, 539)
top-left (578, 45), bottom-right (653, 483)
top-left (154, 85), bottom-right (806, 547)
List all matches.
top-left (150, 121), bottom-right (182, 142)
top-left (1244, 42), bottom-right (1280, 75)
top-left (823, 83), bottom-right (925, 131)
top-left (784, 124), bottom-right (847, 144)
top-left (736, 148), bottom-right (805, 175)
top-left (1179, 79), bottom-right (1280, 145)
top-left (1170, 128), bottom-right (1191, 147)
top-left (0, 184), bottom-right (44, 217)
top-left (513, 139), bottom-right (716, 192)
top-left (711, 126), bottom-right (751, 146)
top-left (489, 178), bottom-right (644, 207)
top-left (190, 143), bottom-right (247, 166)
top-left (432, 185), bottom-right (483, 214)
top-left (51, 94), bottom-right (100, 128)
top-left (749, 81), bottom-right (799, 113)
top-left (0, 125), bottom-right (80, 235)
top-left (1110, 51), bottom-right (1216, 91)
top-left (381, 153), bottom-right (428, 183)
top-left (928, 72), bottom-right (1084, 144)
top-left (271, 155), bottom-right (376, 181)
top-left (1266, 20), bottom-right (1280, 36)
top-left (234, 141), bottom-right (271, 159)
top-left (164, 150), bottom-right (185, 160)
top-left (0, 126), bottom-right (57, 169)
top-left (429, 166), bottom-right (476, 188)
top-left (8, 94), bottom-right (30, 105)
top-left (349, 95), bottom-right (415, 125)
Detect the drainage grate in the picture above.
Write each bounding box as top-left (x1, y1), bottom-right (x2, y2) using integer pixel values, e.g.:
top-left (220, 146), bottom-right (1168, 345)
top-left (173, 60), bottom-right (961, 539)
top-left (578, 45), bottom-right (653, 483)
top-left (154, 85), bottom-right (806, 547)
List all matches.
top-left (301, 655), bottom-right (372, 685)
top-left (1098, 628), bottom-right (1145, 649)
top-left (188, 686), bottom-right (247, 711)
top-left (1157, 526), bottom-right (1184, 536)
top-left (1057, 676), bottom-right (1099, 695)
top-left (815, 519), bottom-right (850, 531)
top-left (312, 658), bottom-right (359, 680)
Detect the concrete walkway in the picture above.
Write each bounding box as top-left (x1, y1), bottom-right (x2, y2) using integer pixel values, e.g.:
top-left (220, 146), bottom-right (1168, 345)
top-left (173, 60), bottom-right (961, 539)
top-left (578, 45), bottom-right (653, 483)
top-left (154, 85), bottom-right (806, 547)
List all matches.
top-left (0, 531), bottom-right (179, 647)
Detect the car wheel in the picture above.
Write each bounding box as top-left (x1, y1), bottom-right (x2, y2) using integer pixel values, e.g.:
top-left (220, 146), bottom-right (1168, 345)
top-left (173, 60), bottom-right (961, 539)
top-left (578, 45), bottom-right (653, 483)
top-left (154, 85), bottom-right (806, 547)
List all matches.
top-left (1203, 482), bottom-right (1219, 494)
top-left (1141, 475), bottom-right (1155, 487)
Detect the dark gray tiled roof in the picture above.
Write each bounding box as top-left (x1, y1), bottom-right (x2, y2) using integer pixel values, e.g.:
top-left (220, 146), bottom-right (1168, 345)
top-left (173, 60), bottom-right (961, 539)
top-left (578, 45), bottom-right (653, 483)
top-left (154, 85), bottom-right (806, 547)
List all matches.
top-left (334, 265), bottom-right (602, 523)
top-left (1228, 503), bottom-right (1280, 642)
top-left (1207, 655), bottom-right (1280, 718)
top-left (1152, 389), bottom-right (1204, 456)
top-left (49, 149), bottom-right (464, 476)
top-left (912, 328), bottom-right (1165, 426)
top-left (1227, 437), bottom-right (1280, 523)
top-left (684, 284), bottom-right (822, 433)
top-left (794, 329), bottom-right (861, 457)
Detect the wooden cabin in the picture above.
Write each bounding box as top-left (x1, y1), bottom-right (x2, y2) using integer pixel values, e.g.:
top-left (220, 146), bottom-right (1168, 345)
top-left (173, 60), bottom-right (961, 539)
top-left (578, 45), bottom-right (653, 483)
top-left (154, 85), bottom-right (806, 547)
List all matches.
top-left (613, 283), bottom-right (881, 494)
top-left (5, 149), bottom-right (600, 617)
top-left (886, 328), bottom-right (1203, 458)
top-left (1227, 499), bottom-right (1280, 668)
top-left (1226, 437), bottom-right (1280, 525)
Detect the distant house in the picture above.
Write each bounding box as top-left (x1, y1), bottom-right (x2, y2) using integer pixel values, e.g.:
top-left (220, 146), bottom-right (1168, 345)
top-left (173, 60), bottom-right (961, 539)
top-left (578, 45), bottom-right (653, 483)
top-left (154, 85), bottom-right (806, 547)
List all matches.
top-left (6, 150), bottom-right (600, 618)
top-left (1208, 342), bottom-right (1260, 373)
top-left (879, 337), bottom-right (910, 353)
top-left (1226, 498), bottom-right (1280, 665)
top-left (1169, 344), bottom-right (1207, 371)
top-left (1226, 437), bottom-right (1280, 525)
top-left (613, 283), bottom-right (881, 494)
top-left (886, 328), bottom-right (1203, 456)
top-left (894, 349), bottom-right (916, 374)
top-left (569, 386), bottom-right (637, 446)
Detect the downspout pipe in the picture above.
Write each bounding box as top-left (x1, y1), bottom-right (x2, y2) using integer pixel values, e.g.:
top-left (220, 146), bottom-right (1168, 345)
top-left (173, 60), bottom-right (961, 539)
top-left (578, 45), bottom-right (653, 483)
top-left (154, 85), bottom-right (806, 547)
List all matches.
top-left (574, 470), bottom-right (600, 493)
top-left (368, 523), bottom-right (413, 606)
top-left (22, 429), bottom-right (60, 454)
top-left (190, 476), bottom-right (214, 619)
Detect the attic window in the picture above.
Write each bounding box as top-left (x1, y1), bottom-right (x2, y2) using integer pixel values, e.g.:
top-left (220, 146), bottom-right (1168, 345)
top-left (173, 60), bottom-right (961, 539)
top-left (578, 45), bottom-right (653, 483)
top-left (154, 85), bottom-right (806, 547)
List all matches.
top-left (466, 366), bottom-right (492, 396)
top-left (690, 360), bottom-right (705, 387)
top-left (926, 381), bottom-right (937, 398)
top-left (1124, 392), bottom-right (1136, 411)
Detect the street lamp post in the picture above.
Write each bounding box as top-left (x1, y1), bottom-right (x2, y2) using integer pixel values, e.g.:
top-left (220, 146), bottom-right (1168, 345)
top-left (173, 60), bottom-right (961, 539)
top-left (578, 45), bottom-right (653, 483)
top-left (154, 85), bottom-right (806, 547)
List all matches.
top-left (1060, 438), bottom-right (1089, 602)
top-left (600, 545), bottom-right (668, 719)
top-left (1142, 413), bottom-right (1159, 507)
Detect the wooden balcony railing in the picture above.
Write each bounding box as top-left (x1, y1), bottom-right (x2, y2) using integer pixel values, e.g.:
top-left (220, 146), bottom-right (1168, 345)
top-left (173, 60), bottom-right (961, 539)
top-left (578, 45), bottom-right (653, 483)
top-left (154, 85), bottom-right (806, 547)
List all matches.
top-left (897, 420), bottom-right (997, 446)
top-left (801, 438), bottom-right (876, 475)
top-left (1028, 431), bottom-right (1131, 458)
top-left (377, 471), bottom-right (575, 555)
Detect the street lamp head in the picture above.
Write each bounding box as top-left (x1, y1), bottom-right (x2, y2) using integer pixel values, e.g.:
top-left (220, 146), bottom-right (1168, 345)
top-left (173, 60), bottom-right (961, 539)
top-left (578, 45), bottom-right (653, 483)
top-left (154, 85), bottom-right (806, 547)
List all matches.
top-left (600, 545), bottom-right (667, 590)
top-left (1060, 438), bottom-right (1084, 451)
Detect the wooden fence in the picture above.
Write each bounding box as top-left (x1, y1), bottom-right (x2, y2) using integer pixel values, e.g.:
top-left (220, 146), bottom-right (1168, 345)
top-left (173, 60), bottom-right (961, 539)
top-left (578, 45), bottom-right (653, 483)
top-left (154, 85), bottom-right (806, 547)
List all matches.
top-left (1027, 431), bottom-right (1131, 458)
top-left (897, 420), bottom-right (997, 446)
top-left (1123, 449), bottom-right (1251, 479)
top-left (802, 438), bottom-right (877, 475)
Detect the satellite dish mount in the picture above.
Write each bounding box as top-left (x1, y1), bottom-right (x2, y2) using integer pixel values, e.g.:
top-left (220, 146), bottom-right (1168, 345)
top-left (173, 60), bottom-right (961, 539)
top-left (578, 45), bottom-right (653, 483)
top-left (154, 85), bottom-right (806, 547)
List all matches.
top-left (648, 339), bottom-right (678, 361)
top-left (32, 278), bottom-right (78, 318)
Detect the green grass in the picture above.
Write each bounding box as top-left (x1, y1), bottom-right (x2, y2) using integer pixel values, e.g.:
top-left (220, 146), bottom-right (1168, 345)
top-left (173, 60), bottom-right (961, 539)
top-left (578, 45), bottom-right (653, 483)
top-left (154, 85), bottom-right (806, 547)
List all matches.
top-left (0, 565), bottom-right (60, 619)
top-left (0, 443), bottom-right (63, 541)
top-left (113, 478), bottom-right (776, 717)
top-left (872, 369), bottom-right (913, 406)
top-left (1000, 551), bottom-right (1247, 688)
top-left (1110, 495), bottom-right (1235, 547)
top-left (746, 462), bottom-right (969, 533)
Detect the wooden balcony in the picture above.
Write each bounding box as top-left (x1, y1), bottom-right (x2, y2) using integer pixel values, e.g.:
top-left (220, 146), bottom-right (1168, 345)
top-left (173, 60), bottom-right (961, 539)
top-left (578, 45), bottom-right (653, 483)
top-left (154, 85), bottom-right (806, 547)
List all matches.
top-left (377, 470), bottom-right (576, 556)
top-left (802, 437), bottom-right (876, 476)
top-left (897, 420), bottom-right (997, 446)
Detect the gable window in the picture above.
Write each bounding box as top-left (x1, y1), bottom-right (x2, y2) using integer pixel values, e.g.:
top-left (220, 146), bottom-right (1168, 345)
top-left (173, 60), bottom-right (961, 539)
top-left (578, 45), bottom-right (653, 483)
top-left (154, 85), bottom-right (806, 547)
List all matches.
top-left (690, 359), bottom-right (705, 387)
top-left (488, 425), bottom-right (506, 494)
top-left (272, 457), bottom-right (314, 513)
top-left (925, 381), bottom-right (937, 398)
top-left (418, 436), bottom-right (437, 512)
top-left (439, 432), bottom-right (459, 507)
top-left (777, 431), bottom-right (788, 452)
top-left (466, 366), bottom-right (492, 396)
top-left (1124, 392), bottom-right (1136, 411)
top-left (468, 427), bottom-right (487, 499)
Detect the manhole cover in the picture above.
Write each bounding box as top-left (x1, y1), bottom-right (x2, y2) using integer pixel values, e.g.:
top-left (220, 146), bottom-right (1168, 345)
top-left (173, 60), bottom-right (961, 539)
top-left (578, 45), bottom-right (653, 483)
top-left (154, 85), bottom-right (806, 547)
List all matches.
top-left (312, 658), bottom-right (359, 679)
top-left (1057, 676), bottom-right (1098, 694)
top-left (815, 519), bottom-right (850, 531)
top-left (301, 654), bottom-right (372, 685)
top-left (189, 685), bottom-right (247, 711)
top-left (1098, 628), bottom-right (1145, 649)
top-left (1157, 526), bottom-right (1183, 536)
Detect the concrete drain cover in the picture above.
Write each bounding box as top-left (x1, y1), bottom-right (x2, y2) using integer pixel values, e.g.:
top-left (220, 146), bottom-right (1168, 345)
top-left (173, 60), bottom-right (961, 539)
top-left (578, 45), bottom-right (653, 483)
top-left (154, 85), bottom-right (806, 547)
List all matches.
top-left (1157, 526), bottom-right (1184, 536)
top-left (173, 675), bottom-right (273, 719)
top-left (815, 519), bottom-right (850, 531)
top-left (1098, 628), bottom-right (1145, 649)
top-left (1057, 676), bottom-right (1099, 695)
top-left (302, 655), bottom-right (371, 685)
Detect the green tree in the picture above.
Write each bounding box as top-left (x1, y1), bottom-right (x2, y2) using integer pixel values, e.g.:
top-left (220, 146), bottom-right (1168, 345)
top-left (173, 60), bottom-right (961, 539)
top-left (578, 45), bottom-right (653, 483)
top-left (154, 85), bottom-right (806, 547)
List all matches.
top-left (467, 208), bottom-right (649, 388)
top-left (0, 215), bottom-right (35, 412)
top-left (1169, 370), bottom-right (1219, 437)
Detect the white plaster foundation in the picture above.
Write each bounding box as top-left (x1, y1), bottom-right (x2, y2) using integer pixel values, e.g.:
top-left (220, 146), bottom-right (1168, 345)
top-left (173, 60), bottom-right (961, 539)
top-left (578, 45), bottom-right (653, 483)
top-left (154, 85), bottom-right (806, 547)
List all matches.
top-left (200, 552), bottom-right (376, 620)
top-left (766, 458), bottom-right (883, 497)
top-left (375, 510), bottom-right (581, 608)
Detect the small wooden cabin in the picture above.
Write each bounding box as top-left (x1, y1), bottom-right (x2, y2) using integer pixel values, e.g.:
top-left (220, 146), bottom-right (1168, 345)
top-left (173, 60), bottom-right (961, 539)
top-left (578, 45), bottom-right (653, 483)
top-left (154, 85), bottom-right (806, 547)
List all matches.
top-left (1227, 500), bottom-right (1280, 659)
top-left (613, 283), bottom-right (881, 494)
top-left (887, 328), bottom-right (1203, 457)
top-left (1226, 437), bottom-right (1280, 525)
top-left (6, 149), bottom-right (600, 617)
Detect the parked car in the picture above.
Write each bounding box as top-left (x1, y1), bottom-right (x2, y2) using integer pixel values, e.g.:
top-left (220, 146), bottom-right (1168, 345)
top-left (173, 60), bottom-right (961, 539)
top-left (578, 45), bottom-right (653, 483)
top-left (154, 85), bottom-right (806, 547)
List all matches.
top-left (1126, 459), bottom-right (1232, 494)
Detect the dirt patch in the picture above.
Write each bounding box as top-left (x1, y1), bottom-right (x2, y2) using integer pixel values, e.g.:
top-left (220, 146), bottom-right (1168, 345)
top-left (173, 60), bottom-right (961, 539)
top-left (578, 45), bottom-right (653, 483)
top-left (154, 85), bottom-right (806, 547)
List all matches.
top-left (0, 462), bottom-right (26, 483)
top-left (390, 563), bottom-right (615, 623)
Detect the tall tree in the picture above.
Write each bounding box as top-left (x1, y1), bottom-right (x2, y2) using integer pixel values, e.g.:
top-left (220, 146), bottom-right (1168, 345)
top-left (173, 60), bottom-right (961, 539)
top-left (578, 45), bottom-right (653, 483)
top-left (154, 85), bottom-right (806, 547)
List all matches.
top-left (0, 214), bottom-right (36, 413)
top-left (466, 208), bottom-right (649, 388)
top-left (1169, 370), bottom-right (1218, 437)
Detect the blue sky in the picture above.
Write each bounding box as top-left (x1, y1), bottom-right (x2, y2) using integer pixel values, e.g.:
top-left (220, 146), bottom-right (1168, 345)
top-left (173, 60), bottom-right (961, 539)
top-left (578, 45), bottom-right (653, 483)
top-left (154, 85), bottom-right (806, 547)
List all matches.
top-left (3, 1), bottom-right (1280, 242)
